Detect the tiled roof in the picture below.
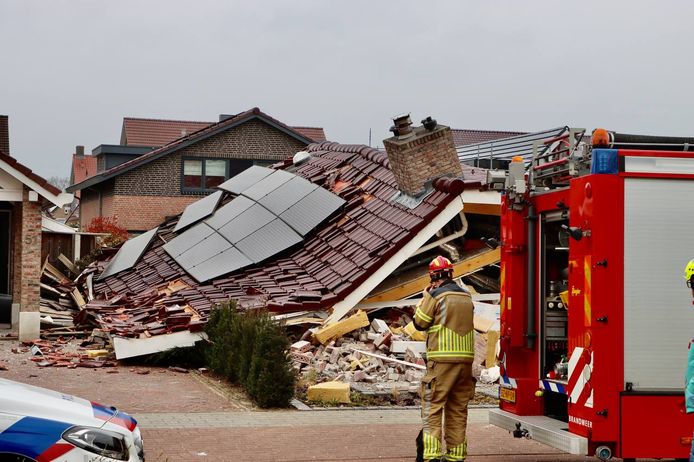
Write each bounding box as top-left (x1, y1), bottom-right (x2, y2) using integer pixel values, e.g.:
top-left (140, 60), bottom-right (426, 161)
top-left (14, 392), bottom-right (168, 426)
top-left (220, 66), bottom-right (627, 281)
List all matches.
top-left (71, 155), bottom-right (97, 185)
top-left (0, 149), bottom-right (62, 196)
top-left (69, 108), bottom-right (320, 193)
top-left (121, 117), bottom-right (327, 147)
top-left (86, 142), bottom-right (477, 338)
top-left (121, 118), bottom-right (214, 147)
top-left (292, 127), bottom-right (327, 142)
top-left (451, 129), bottom-right (526, 147)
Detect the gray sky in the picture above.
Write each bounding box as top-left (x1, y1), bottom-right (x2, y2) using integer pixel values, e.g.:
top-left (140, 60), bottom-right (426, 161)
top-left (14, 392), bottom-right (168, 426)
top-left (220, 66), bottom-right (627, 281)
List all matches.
top-left (2, 0), bottom-right (694, 180)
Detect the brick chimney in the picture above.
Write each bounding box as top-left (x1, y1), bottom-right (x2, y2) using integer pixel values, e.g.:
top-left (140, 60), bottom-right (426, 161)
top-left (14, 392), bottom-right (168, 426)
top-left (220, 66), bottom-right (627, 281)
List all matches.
top-left (383, 114), bottom-right (463, 197)
top-left (75, 145), bottom-right (85, 158)
top-left (0, 115), bottom-right (9, 155)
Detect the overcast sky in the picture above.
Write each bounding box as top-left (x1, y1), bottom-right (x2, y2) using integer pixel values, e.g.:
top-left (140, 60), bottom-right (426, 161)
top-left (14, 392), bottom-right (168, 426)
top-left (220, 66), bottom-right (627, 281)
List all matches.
top-left (2, 0), bottom-right (694, 180)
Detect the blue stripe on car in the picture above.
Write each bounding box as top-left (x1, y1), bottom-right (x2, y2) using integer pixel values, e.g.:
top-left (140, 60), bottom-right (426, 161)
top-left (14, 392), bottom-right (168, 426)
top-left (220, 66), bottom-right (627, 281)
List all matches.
top-left (0, 416), bottom-right (72, 458)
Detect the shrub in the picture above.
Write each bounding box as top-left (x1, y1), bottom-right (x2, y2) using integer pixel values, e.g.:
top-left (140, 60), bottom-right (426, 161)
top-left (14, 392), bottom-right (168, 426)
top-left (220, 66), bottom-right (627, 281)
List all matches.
top-left (86, 216), bottom-right (129, 248)
top-left (204, 302), bottom-right (296, 408)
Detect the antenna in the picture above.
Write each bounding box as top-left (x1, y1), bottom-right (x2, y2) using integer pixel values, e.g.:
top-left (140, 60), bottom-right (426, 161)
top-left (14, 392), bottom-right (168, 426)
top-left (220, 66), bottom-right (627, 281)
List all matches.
top-left (368, 128), bottom-right (372, 147)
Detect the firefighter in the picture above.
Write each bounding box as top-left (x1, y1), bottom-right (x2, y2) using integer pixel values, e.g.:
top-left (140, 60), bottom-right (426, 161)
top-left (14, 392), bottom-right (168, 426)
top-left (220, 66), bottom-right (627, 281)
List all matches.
top-left (414, 256), bottom-right (476, 462)
top-left (685, 259), bottom-right (694, 462)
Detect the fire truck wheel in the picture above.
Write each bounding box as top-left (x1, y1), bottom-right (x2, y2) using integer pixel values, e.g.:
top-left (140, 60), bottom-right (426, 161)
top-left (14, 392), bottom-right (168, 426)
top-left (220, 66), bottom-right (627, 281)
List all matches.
top-left (595, 445), bottom-right (612, 460)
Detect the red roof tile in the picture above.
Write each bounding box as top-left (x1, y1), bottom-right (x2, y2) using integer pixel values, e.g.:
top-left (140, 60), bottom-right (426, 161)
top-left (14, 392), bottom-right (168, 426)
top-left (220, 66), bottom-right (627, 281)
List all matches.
top-left (122, 118), bottom-right (213, 147)
top-left (0, 149), bottom-right (62, 196)
top-left (71, 155), bottom-right (97, 185)
top-left (292, 127), bottom-right (327, 142)
top-left (121, 117), bottom-right (327, 148)
top-left (451, 129), bottom-right (526, 147)
top-left (86, 142), bottom-right (475, 338)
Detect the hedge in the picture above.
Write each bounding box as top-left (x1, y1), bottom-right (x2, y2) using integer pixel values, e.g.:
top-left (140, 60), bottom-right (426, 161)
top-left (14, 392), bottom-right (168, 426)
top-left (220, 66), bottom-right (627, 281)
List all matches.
top-left (204, 301), bottom-right (295, 408)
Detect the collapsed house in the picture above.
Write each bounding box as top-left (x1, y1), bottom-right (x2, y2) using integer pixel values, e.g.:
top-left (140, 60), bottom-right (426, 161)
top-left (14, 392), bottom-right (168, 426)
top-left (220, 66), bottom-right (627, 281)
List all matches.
top-left (69, 115), bottom-right (503, 361)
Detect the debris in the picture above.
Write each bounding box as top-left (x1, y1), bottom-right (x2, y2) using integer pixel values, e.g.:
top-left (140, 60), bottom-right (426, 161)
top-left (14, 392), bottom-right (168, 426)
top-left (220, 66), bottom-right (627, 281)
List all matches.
top-left (307, 381), bottom-right (351, 404)
top-left (168, 366), bottom-right (189, 373)
top-left (391, 341), bottom-right (426, 355)
top-left (370, 318), bottom-right (390, 334)
top-left (486, 330), bottom-right (499, 368)
top-left (58, 253), bottom-right (78, 276)
top-left (350, 348), bottom-right (426, 370)
top-left (86, 349), bottom-right (109, 358)
top-left (30, 345), bottom-right (43, 356)
top-left (313, 310), bottom-right (369, 345)
top-left (290, 340), bottom-right (312, 353)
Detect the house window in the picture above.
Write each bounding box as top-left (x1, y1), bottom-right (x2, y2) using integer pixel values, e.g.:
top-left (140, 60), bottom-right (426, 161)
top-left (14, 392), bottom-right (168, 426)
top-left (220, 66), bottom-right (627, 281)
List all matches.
top-left (182, 158), bottom-right (229, 193)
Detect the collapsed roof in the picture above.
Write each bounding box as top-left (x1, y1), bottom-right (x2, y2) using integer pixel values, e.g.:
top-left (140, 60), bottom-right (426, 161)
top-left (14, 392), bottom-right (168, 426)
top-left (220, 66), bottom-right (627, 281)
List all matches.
top-left (82, 141), bottom-right (481, 353)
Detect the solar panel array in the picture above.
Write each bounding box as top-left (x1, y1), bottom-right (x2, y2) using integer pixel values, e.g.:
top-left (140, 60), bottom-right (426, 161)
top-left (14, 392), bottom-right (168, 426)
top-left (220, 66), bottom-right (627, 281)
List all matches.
top-left (164, 167), bottom-right (345, 282)
top-left (99, 227), bottom-right (159, 280)
top-left (174, 190), bottom-right (223, 232)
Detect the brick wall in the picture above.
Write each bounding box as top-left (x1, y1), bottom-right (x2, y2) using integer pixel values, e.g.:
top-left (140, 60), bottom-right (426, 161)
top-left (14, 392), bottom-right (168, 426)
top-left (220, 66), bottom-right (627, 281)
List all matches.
top-left (112, 195), bottom-right (199, 231)
top-left (79, 181), bottom-right (115, 230)
top-left (115, 119), bottom-right (307, 196)
top-left (13, 188), bottom-right (42, 312)
top-left (383, 124), bottom-right (462, 197)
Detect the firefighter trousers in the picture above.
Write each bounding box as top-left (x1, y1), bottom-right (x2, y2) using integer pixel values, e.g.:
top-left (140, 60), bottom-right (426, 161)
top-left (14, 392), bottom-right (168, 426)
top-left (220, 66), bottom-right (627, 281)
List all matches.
top-left (420, 361), bottom-right (475, 461)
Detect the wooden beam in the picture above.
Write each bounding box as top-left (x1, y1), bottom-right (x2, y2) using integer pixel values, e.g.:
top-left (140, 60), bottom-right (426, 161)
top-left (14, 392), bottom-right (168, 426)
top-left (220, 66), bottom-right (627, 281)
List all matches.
top-left (362, 248), bottom-right (501, 304)
top-left (314, 310), bottom-right (369, 344)
top-left (58, 254), bottom-right (78, 275)
top-left (462, 202), bottom-right (501, 216)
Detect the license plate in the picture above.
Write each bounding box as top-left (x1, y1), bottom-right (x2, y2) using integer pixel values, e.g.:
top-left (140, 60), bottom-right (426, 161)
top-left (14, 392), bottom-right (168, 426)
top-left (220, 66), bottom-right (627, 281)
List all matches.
top-left (500, 387), bottom-right (516, 403)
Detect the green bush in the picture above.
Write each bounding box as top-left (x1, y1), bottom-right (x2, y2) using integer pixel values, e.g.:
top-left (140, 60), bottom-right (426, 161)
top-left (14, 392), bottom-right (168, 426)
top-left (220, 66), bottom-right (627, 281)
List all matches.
top-left (204, 302), bottom-right (295, 408)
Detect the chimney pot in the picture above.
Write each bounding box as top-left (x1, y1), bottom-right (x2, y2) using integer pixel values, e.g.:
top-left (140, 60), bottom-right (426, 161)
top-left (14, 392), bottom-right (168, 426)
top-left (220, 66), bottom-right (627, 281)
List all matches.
top-left (75, 145), bottom-right (85, 157)
top-left (422, 116), bottom-right (437, 131)
top-left (391, 114), bottom-right (413, 137)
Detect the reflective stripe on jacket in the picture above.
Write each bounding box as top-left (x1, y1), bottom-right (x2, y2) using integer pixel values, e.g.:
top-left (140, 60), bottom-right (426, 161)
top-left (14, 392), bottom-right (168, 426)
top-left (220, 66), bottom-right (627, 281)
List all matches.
top-left (414, 280), bottom-right (474, 363)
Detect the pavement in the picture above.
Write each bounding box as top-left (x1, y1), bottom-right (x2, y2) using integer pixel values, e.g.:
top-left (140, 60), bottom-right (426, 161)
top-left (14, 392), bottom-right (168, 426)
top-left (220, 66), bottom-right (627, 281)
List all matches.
top-left (0, 338), bottom-right (638, 461)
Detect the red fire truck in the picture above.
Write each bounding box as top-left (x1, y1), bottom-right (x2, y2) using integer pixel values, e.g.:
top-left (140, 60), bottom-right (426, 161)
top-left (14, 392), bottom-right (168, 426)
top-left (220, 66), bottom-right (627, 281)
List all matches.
top-left (488, 129), bottom-right (694, 460)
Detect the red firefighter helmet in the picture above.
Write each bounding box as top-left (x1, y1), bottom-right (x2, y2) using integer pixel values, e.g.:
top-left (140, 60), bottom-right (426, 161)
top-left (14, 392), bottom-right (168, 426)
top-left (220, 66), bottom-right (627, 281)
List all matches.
top-left (429, 256), bottom-right (453, 276)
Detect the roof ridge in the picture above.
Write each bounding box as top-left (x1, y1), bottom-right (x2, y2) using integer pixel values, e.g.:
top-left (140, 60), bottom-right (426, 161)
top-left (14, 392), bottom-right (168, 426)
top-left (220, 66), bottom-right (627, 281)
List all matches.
top-left (123, 116), bottom-right (214, 124)
top-left (451, 128), bottom-right (526, 134)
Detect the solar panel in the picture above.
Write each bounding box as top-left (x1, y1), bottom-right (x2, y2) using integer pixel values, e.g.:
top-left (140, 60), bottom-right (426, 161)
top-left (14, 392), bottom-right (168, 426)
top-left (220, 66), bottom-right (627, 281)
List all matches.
top-left (217, 203), bottom-right (275, 243)
top-left (186, 246), bottom-right (253, 283)
top-left (258, 176), bottom-right (318, 215)
top-left (163, 222), bottom-right (215, 258)
top-left (236, 219), bottom-right (302, 263)
top-left (174, 190), bottom-right (224, 232)
top-left (99, 227), bottom-right (159, 280)
top-left (204, 195), bottom-right (254, 230)
top-left (242, 169), bottom-right (294, 201)
top-left (174, 232), bottom-right (232, 269)
top-left (218, 166), bottom-right (274, 194)
top-left (280, 187), bottom-right (345, 235)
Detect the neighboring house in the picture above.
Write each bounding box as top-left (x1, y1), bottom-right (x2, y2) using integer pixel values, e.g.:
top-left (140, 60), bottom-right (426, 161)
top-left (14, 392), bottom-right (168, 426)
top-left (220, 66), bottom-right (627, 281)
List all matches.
top-left (0, 115), bottom-right (74, 341)
top-left (67, 108), bottom-right (327, 233)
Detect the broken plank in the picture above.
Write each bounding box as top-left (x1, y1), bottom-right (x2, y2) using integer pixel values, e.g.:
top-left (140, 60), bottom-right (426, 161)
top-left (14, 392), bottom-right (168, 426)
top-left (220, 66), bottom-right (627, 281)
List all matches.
top-left (70, 289), bottom-right (86, 309)
top-left (58, 254), bottom-right (78, 275)
top-left (349, 348), bottom-right (426, 370)
top-left (313, 310), bottom-right (369, 345)
top-left (44, 262), bottom-right (70, 284)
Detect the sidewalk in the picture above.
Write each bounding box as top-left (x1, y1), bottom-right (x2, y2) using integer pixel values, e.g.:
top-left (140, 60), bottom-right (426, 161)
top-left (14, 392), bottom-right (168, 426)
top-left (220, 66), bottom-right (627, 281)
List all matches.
top-left (136, 408), bottom-right (594, 462)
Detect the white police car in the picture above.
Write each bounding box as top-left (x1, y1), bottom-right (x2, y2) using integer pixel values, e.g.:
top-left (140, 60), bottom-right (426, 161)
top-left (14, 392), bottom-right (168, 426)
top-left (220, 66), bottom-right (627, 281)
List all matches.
top-left (0, 378), bottom-right (144, 461)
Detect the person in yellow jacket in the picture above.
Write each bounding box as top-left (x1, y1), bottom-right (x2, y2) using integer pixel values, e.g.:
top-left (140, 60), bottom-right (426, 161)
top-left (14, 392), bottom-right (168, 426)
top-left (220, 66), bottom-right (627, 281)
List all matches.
top-left (414, 256), bottom-right (476, 462)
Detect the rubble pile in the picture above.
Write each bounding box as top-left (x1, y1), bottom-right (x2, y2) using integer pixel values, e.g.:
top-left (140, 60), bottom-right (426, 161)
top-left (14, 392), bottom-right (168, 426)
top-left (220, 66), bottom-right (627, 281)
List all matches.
top-left (294, 309), bottom-right (500, 403)
top-left (18, 331), bottom-right (116, 369)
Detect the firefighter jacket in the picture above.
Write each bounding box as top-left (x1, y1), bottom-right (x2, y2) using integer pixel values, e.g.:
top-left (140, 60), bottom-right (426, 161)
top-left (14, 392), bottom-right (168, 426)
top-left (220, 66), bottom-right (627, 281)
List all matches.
top-left (414, 280), bottom-right (474, 363)
top-left (686, 340), bottom-right (694, 413)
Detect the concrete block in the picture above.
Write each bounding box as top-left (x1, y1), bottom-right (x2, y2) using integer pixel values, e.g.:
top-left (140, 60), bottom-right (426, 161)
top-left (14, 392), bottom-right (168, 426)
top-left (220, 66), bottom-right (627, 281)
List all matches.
top-left (307, 382), bottom-right (351, 404)
top-left (18, 312), bottom-right (40, 342)
top-left (291, 340), bottom-right (312, 353)
top-left (391, 341), bottom-right (426, 354)
top-left (371, 318), bottom-right (390, 334)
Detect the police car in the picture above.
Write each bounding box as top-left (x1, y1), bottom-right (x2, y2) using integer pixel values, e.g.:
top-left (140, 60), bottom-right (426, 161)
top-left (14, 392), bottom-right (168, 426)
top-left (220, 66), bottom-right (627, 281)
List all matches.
top-left (0, 378), bottom-right (144, 461)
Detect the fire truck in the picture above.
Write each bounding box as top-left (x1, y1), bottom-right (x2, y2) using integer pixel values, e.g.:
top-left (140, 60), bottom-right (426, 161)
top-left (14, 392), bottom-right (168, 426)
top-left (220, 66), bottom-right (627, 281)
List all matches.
top-left (488, 129), bottom-right (694, 460)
